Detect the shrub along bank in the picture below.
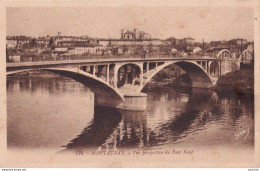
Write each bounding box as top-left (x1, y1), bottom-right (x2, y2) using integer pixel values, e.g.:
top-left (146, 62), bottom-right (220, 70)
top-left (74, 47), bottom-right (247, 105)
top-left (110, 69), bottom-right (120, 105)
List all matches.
top-left (213, 69), bottom-right (254, 94)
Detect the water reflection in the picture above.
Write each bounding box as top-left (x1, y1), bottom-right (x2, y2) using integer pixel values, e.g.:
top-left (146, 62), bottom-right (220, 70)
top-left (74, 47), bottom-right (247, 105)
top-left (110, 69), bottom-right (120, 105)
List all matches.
top-left (7, 73), bottom-right (254, 150)
top-left (66, 106), bottom-right (122, 149)
top-left (7, 74), bottom-right (94, 149)
top-left (7, 71), bottom-right (88, 95)
top-left (105, 110), bottom-right (150, 149)
top-left (65, 88), bottom-right (254, 150)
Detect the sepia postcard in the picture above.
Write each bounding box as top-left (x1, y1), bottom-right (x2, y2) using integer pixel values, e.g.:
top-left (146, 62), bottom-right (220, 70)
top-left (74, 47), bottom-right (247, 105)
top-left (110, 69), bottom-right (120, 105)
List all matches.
top-left (0, 0), bottom-right (260, 168)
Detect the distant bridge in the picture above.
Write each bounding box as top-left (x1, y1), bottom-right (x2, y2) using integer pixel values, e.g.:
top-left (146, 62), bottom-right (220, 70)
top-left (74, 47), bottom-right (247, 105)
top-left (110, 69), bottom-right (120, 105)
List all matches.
top-left (6, 51), bottom-right (239, 110)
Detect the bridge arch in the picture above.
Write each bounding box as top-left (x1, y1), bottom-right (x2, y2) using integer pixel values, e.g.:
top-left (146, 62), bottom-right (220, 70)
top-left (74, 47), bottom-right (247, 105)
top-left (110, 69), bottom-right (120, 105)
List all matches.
top-left (7, 68), bottom-right (124, 108)
top-left (139, 60), bottom-right (214, 91)
top-left (217, 49), bottom-right (233, 59)
top-left (238, 49), bottom-right (253, 64)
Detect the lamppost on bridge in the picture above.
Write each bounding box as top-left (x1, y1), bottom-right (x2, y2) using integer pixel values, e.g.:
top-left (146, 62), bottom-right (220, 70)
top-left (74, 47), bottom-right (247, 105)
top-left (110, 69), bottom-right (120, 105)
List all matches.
top-left (203, 39), bottom-right (205, 56)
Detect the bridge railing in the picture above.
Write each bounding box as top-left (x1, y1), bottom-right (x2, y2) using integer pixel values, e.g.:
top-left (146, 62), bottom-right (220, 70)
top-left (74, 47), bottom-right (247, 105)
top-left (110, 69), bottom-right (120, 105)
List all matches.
top-left (8, 54), bottom-right (177, 63)
top-left (7, 53), bottom-right (218, 64)
top-left (6, 57), bottom-right (220, 69)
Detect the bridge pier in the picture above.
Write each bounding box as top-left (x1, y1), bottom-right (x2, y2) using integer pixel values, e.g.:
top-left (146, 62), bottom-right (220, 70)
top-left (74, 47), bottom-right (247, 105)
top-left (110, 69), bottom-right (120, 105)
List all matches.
top-left (106, 64), bottom-right (109, 82)
top-left (94, 92), bottom-right (147, 110)
top-left (122, 93), bottom-right (147, 110)
top-left (94, 94), bottom-right (123, 109)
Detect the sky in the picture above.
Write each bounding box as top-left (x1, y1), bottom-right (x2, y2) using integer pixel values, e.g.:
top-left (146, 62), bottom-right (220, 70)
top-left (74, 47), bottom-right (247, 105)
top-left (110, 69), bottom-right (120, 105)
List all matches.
top-left (6, 7), bottom-right (254, 42)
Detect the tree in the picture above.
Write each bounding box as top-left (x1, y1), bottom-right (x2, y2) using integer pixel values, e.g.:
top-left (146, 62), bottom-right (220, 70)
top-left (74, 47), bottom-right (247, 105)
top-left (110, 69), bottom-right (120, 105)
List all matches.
top-left (29, 39), bottom-right (37, 48)
top-left (49, 37), bottom-right (54, 48)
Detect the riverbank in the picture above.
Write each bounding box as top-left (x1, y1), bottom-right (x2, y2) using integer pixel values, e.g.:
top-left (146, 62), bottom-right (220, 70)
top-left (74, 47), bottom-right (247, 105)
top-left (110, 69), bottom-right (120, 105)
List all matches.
top-left (144, 67), bottom-right (254, 95)
top-left (212, 69), bottom-right (254, 94)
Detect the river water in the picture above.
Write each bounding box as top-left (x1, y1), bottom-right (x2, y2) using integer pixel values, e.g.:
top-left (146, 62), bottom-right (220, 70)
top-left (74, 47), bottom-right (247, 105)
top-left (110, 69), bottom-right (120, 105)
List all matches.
top-left (7, 71), bottom-right (254, 152)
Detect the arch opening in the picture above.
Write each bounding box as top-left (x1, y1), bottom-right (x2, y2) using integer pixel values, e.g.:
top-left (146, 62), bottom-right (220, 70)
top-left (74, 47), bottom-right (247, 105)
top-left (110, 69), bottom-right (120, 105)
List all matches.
top-left (175, 61), bottom-right (213, 88)
top-left (141, 61), bottom-right (213, 91)
top-left (117, 64), bottom-right (141, 92)
top-left (241, 50), bottom-right (253, 64)
top-left (209, 62), bottom-right (219, 76)
top-left (79, 64), bottom-right (116, 86)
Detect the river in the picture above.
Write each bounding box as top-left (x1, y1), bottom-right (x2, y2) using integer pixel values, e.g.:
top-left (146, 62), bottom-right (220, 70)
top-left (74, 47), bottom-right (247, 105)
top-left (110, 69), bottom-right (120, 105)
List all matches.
top-left (7, 71), bottom-right (254, 152)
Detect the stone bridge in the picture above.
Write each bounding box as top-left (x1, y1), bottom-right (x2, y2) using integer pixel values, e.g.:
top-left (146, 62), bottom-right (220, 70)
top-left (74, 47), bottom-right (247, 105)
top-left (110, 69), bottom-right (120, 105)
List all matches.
top-left (6, 51), bottom-right (238, 110)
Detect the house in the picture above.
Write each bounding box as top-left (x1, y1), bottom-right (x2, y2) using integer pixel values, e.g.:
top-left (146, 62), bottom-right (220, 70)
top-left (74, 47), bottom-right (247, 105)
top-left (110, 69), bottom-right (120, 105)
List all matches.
top-left (6, 38), bottom-right (17, 48)
top-left (8, 55), bottom-right (20, 62)
top-left (192, 47), bottom-right (202, 53)
top-left (111, 47), bottom-right (124, 55)
top-left (36, 36), bottom-right (51, 48)
top-left (54, 46), bottom-right (69, 53)
top-left (185, 46), bottom-right (202, 54)
top-left (68, 47), bottom-right (75, 55)
top-left (96, 49), bottom-right (104, 55)
top-left (6, 36), bottom-right (30, 48)
top-left (228, 38), bottom-right (248, 46)
top-left (74, 44), bottom-right (103, 55)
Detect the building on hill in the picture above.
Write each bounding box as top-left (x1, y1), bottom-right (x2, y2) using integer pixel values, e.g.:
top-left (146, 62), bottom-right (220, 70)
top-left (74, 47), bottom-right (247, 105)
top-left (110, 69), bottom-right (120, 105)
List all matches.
top-left (165, 37), bottom-right (195, 47)
top-left (210, 40), bottom-right (228, 47)
top-left (185, 46), bottom-right (202, 55)
top-left (74, 44), bottom-right (103, 55)
top-left (53, 44), bottom-right (104, 56)
top-left (97, 29), bottom-right (166, 48)
top-left (97, 38), bottom-right (166, 47)
top-left (183, 37), bottom-right (195, 45)
top-left (228, 38), bottom-right (248, 46)
top-left (120, 29), bottom-right (151, 40)
top-left (51, 32), bottom-right (95, 46)
top-left (6, 36), bottom-right (31, 48)
top-left (36, 36), bottom-right (51, 48)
